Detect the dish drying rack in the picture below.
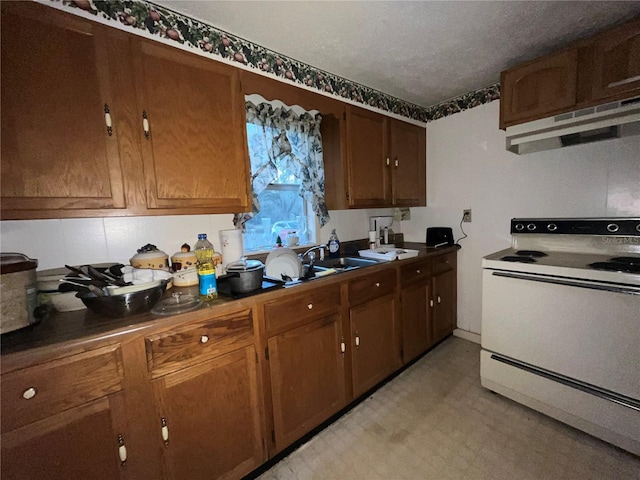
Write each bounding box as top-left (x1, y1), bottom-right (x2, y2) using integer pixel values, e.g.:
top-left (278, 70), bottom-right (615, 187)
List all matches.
top-left (358, 247), bottom-right (419, 262)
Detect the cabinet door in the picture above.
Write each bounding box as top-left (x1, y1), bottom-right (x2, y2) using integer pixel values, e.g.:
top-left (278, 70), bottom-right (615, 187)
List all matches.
top-left (350, 294), bottom-right (399, 397)
top-left (591, 18), bottom-right (640, 101)
top-left (432, 269), bottom-right (456, 343)
top-left (346, 106), bottom-right (390, 207)
top-left (1, 394), bottom-right (129, 480)
top-left (0, 2), bottom-right (126, 215)
top-left (134, 39), bottom-right (250, 212)
top-left (390, 119), bottom-right (426, 206)
top-left (500, 49), bottom-right (578, 128)
top-left (152, 346), bottom-right (264, 480)
top-left (267, 314), bottom-right (346, 451)
top-left (401, 280), bottom-right (431, 363)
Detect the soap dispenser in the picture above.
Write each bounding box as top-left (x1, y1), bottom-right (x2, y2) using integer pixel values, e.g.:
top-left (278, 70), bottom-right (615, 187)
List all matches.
top-left (328, 229), bottom-right (340, 258)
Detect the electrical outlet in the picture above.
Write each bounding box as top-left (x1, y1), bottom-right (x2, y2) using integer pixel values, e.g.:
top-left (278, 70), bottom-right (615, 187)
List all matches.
top-left (463, 209), bottom-right (472, 222)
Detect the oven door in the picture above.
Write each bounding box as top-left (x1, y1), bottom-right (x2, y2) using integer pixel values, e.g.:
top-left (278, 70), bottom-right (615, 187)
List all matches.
top-left (481, 269), bottom-right (640, 400)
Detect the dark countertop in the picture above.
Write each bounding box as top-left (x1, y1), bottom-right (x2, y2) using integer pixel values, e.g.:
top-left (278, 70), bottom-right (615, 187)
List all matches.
top-left (1, 242), bottom-right (459, 358)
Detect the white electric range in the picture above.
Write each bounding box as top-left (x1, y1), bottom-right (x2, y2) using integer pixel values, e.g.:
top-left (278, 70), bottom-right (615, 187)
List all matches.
top-left (481, 218), bottom-right (640, 456)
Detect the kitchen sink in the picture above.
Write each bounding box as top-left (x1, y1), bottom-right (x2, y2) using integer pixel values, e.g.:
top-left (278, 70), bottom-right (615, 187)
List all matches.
top-left (313, 256), bottom-right (379, 270)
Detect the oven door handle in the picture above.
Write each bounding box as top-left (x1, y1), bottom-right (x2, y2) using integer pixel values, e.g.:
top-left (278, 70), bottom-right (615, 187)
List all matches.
top-left (491, 271), bottom-right (640, 296)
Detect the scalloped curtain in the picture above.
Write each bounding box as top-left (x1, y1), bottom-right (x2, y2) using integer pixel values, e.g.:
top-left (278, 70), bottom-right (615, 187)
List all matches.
top-left (233, 101), bottom-right (330, 229)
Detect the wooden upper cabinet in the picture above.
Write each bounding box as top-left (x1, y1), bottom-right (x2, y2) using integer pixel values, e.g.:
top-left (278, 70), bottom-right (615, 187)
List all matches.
top-left (591, 18), bottom-right (640, 101)
top-left (390, 119), bottom-right (426, 206)
top-left (0, 2), bottom-right (126, 216)
top-left (345, 106), bottom-right (390, 207)
top-left (133, 39), bottom-right (250, 212)
top-left (500, 49), bottom-right (578, 128)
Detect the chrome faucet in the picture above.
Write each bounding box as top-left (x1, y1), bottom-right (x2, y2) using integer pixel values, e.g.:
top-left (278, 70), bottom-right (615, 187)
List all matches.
top-left (300, 244), bottom-right (326, 264)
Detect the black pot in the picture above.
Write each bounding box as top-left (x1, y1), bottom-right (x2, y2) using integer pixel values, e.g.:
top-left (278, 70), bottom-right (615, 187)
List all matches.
top-left (225, 258), bottom-right (264, 293)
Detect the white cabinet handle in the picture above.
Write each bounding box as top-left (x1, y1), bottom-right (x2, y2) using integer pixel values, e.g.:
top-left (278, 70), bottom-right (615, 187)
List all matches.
top-left (142, 110), bottom-right (150, 139)
top-left (416, 269), bottom-right (421, 274)
top-left (355, 333), bottom-right (360, 348)
top-left (22, 387), bottom-right (37, 400)
top-left (104, 104), bottom-right (113, 136)
top-left (430, 299), bottom-right (434, 307)
top-left (394, 158), bottom-right (399, 168)
top-left (200, 335), bottom-right (209, 344)
top-left (340, 336), bottom-right (346, 354)
top-left (307, 303), bottom-right (313, 310)
top-left (375, 282), bottom-right (380, 287)
top-left (437, 296), bottom-right (441, 304)
top-left (161, 417), bottom-right (169, 447)
top-left (118, 434), bottom-right (127, 466)
top-left (386, 157), bottom-right (390, 166)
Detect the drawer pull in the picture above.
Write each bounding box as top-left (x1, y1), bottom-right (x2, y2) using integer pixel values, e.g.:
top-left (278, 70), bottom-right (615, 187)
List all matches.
top-left (200, 335), bottom-right (209, 344)
top-left (161, 417), bottom-right (169, 447)
top-left (307, 303), bottom-right (313, 310)
top-left (375, 282), bottom-right (380, 287)
top-left (118, 434), bottom-right (127, 466)
top-left (142, 110), bottom-right (150, 139)
top-left (416, 269), bottom-right (421, 274)
top-left (22, 387), bottom-right (37, 400)
top-left (104, 104), bottom-right (113, 136)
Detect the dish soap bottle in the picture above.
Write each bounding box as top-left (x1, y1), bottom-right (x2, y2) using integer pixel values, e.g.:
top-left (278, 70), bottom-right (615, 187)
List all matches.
top-left (194, 233), bottom-right (218, 301)
top-left (328, 229), bottom-right (340, 258)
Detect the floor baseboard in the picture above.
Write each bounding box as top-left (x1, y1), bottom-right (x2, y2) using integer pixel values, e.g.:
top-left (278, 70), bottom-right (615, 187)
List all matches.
top-left (453, 328), bottom-right (481, 344)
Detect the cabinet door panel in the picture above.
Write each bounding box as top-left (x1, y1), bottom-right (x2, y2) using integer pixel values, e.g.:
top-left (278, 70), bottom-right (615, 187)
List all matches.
top-left (401, 281), bottom-right (430, 363)
top-left (346, 106), bottom-right (389, 207)
top-left (390, 120), bottom-right (426, 206)
top-left (0, 3), bottom-right (125, 212)
top-left (135, 40), bottom-right (250, 211)
top-left (153, 346), bottom-right (264, 480)
top-left (433, 269), bottom-right (456, 343)
top-left (268, 314), bottom-right (346, 451)
top-left (1, 395), bottom-right (127, 480)
top-left (351, 294), bottom-right (399, 397)
top-left (501, 49), bottom-right (578, 127)
top-left (591, 19), bottom-right (640, 101)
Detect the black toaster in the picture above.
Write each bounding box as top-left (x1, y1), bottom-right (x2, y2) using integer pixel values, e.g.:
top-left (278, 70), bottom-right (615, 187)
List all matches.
top-left (426, 227), bottom-right (454, 248)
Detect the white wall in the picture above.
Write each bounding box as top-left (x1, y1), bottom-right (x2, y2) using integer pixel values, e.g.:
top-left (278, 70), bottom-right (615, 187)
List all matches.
top-left (401, 100), bottom-right (640, 335)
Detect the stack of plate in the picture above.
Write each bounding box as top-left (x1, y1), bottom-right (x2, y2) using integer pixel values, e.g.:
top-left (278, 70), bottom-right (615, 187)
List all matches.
top-left (265, 248), bottom-right (302, 280)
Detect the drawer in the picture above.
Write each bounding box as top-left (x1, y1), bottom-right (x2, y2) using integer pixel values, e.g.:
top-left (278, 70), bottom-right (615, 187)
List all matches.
top-left (146, 308), bottom-right (253, 377)
top-left (348, 268), bottom-right (396, 306)
top-left (1, 344), bottom-right (124, 433)
top-left (433, 252), bottom-right (456, 275)
top-left (264, 283), bottom-right (341, 334)
top-left (400, 259), bottom-right (432, 286)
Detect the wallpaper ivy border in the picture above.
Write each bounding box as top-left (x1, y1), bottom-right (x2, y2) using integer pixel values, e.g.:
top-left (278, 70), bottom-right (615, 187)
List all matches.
top-left (53, 0), bottom-right (500, 123)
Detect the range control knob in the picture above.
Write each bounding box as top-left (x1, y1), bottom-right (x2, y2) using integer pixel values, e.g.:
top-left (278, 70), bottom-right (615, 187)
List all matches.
top-left (607, 223), bottom-right (619, 233)
top-left (527, 223), bottom-right (536, 231)
top-left (547, 223), bottom-right (558, 232)
top-left (515, 223), bottom-right (525, 231)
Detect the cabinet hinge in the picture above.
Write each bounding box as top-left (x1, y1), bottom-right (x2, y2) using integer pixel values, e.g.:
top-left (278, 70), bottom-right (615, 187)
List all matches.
top-left (265, 346), bottom-right (269, 360)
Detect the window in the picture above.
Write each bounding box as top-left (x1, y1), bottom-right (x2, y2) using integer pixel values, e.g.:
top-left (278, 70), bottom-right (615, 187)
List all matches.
top-left (236, 98), bottom-right (329, 253)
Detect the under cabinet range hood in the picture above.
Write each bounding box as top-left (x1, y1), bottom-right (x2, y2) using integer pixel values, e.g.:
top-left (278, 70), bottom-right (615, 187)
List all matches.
top-left (506, 95), bottom-right (640, 155)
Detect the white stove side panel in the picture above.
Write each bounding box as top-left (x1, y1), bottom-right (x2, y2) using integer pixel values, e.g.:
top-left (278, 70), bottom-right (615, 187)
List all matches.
top-left (481, 270), bottom-right (640, 399)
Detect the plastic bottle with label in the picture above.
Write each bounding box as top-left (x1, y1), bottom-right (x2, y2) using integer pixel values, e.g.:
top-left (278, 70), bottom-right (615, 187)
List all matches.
top-left (194, 233), bottom-right (218, 301)
top-left (328, 229), bottom-right (340, 258)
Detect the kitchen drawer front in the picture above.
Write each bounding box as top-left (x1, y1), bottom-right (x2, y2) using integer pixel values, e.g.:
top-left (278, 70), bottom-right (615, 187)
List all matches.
top-left (433, 252), bottom-right (456, 275)
top-left (1, 344), bottom-right (124, 433)
top-left (145, 308), bottom-right (253, 377)
top-left (400, 259), bottom-right (432, 286)
top-left (264, 284), bottom-right (341, 334)
top-left (348, 269), bottom-right (396, 306)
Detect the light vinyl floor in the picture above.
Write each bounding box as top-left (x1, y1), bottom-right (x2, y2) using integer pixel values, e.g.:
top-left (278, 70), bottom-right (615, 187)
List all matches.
top-left (258, 337), bottom-right (640, 480)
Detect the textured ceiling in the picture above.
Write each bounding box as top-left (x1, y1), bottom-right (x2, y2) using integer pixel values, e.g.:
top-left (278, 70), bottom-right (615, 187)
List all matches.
top-left (156, 1), bottom-right (640, 108)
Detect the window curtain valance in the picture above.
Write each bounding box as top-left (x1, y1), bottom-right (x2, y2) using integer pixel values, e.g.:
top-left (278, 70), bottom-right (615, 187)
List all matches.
top-left (233, 101), bottom-right (330, 229)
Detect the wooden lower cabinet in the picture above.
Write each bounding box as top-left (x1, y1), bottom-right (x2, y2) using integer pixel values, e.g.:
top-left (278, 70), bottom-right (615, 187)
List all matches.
top-left (432, 268), bottom-right (457, 343)
top-left (1, 394), bottom-right (129, 480)
top-left (401, 279), bottom-right (431, 363)
top-left (350, 293), bottom-right (400, 397)
top-left (151, 346), bottom-right (264, 480)
top-left (267, 314), bottom-right (346, 451)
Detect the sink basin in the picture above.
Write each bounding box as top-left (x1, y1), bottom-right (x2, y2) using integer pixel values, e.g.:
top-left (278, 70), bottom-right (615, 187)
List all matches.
top-left (314, 256), bottom-right (379, 270)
